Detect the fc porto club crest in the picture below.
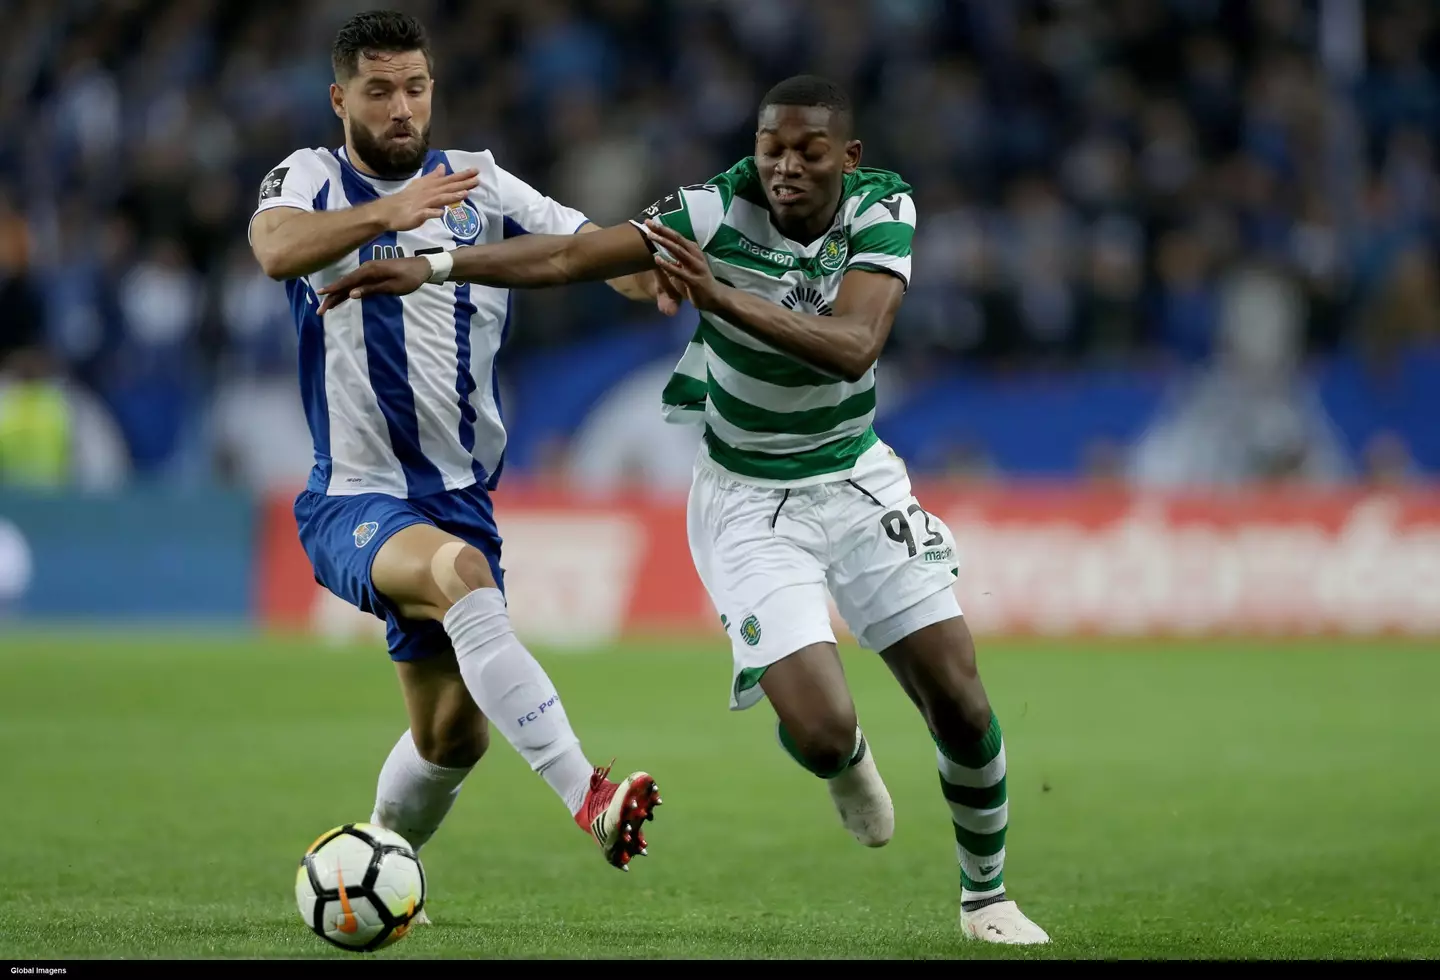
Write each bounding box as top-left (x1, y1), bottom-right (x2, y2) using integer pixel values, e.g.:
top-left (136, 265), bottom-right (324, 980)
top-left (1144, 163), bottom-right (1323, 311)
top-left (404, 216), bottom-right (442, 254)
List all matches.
top-left (817, 228), bottom-right (848, 274)
top-left (353, 521), bottom-right (379, 548)
top-left (443, 199), bottom-right (482, 242)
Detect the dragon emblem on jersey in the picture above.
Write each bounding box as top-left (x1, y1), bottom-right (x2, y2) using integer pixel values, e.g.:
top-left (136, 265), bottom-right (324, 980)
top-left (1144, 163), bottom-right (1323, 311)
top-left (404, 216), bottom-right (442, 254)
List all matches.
top-left (443, 200), bottom-right (482, 242)
top-left (353, 521), bottom-right (379, 548)
top-left (817, 228), bottom-right (848, 274)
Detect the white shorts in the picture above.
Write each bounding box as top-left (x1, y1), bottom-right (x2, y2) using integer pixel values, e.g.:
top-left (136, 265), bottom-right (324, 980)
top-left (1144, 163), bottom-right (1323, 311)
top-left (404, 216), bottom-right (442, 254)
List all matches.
top-left (687, 439), bottom-right (964, 711)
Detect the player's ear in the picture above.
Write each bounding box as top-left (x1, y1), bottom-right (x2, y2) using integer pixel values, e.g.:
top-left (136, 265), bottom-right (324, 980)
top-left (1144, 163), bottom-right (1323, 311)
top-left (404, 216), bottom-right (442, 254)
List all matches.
top-left (843, 139), bottom-right (862, 175)
top-left (330, 83), bottom-right (346, 120)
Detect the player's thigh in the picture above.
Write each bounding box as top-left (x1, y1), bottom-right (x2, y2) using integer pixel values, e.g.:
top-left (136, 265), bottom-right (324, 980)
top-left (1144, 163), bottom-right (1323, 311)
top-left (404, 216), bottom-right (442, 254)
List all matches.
top-left (825, 448), bottom-right (963, 656)
top-left (687, 462), bottom-right (835, 711)
top-left (828, 478), bottom-right (989, 736)
top-left (371, 523), bottom-right (498, 623)
top-left (292, 489), bottom-right (496, 663)
top-left (293, 489), bottom-right (434, 625)
top-left (394, 643), bottom-right (489, 769)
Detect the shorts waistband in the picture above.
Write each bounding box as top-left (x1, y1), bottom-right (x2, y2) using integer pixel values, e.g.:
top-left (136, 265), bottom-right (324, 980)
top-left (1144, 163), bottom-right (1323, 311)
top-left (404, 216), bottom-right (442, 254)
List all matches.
top-left (694, 439), bottom-right (894, 494)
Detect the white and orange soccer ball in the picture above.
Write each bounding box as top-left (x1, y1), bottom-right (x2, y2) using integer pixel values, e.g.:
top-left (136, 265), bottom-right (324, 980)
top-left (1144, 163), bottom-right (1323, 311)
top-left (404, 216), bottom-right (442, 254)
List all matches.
top-left (295, 823), bottom-right (426, 952)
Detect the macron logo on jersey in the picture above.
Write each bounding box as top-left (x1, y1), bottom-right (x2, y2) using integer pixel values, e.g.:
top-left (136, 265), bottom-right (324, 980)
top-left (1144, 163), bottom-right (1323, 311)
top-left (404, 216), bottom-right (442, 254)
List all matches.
top-left (739, 235), bottom-right (795, 267)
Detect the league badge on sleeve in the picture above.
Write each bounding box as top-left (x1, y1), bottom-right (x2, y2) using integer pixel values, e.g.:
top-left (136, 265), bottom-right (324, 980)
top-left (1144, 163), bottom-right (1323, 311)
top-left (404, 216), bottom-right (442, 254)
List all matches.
top-left (443, 200), bottom-right (482, 242)
top-left (259, 166), bottom-right (289, 203)
top-left (636, 191), bottom-right (683, 222)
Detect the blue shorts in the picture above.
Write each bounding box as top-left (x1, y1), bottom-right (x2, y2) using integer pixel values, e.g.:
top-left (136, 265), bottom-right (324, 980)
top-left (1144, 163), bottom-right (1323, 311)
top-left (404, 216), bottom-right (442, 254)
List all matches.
top-left (293, 483), bottom-right (505, 662)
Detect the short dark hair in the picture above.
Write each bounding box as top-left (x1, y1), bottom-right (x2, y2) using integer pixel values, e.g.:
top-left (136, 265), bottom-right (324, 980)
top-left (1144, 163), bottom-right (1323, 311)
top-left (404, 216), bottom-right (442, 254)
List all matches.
top-left (759, 75), bottom-right (853, 120)
top-left (331, 9), bottom-right (433, 82)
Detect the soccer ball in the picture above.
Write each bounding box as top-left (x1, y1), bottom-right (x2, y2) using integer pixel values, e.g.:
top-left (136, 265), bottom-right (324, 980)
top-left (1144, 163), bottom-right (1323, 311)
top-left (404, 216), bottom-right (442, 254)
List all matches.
top-left (295, 823), bottom-right (426, 952)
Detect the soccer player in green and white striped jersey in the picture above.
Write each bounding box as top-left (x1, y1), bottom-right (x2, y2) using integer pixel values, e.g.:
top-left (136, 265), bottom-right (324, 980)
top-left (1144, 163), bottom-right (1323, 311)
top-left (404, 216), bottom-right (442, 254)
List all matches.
top-left (318, 75), bottom-right (1049, 945)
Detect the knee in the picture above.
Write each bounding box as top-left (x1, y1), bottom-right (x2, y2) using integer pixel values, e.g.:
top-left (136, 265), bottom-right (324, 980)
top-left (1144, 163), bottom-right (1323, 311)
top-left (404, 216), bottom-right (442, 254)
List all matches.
top-left (412, 714), bottom-right (489, 770)
top-left (925, 686), bottom-right (992, 749)
top-left (424, 541), bottom-right (494, 613)
top-left (919, 659), bottom-right (991, 747)
top-left (783, 707), bottom-right (860, 775)
top-left (438, 545), bottom-right (493, 605)
top-left (908, 630), bottom-right (992, 747)
top-left (376, 531), bottom-right (496, 621)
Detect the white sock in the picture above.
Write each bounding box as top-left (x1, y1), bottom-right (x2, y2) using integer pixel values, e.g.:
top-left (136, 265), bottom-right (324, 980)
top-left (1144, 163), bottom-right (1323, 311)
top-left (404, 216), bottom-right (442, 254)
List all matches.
top-left (443, 588), bottom-right (595, 815)
top-left (369, 729), bottom-right (472, 851)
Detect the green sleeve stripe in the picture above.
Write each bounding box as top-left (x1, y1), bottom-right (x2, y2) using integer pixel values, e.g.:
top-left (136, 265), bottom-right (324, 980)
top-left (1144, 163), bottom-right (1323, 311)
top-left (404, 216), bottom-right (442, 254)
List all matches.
top-left (853, 171), bottom-right (913, 215)
top-left (848, 223), bottom-right (913, 258)
top-left (661, 373), bottom-right (707, 408)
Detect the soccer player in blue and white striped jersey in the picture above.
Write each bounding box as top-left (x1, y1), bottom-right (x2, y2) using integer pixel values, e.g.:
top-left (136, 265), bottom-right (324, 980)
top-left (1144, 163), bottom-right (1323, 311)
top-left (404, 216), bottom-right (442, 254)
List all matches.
top-left (247, 10), bottom-right (665, 897)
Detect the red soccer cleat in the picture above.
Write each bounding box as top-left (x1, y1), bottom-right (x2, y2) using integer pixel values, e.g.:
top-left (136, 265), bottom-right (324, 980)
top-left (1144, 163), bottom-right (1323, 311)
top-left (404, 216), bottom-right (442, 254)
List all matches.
top-left (574, 761), bottom-right (662, 871)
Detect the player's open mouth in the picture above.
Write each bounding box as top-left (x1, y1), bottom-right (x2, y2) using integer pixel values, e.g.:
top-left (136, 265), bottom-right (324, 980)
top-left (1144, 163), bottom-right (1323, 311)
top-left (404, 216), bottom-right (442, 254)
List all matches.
top-left (772, 185), bottom-right (806, 204)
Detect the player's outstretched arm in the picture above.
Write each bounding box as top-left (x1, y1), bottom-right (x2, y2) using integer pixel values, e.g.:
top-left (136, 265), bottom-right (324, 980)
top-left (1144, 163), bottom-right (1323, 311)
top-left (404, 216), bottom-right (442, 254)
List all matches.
top-left (576, 222), bottom-right (684, 315)
top-left (643, 222), bottom-right (903, 383)
top-left (451, 221), bottom-right (658, 286)
top-left (315, 222), bottom-right (657, 313)
top-left (250, 167), bottom-right (479, 280)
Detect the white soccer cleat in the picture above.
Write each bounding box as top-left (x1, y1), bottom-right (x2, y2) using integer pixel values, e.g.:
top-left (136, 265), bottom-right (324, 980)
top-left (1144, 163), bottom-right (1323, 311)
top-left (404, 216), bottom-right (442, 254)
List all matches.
top-left (825, 738), bottom-right (894, 847)
top-left (960, 899), bottom-right (1051, 944)
top-left (411, 907), bottom-right (432, 926)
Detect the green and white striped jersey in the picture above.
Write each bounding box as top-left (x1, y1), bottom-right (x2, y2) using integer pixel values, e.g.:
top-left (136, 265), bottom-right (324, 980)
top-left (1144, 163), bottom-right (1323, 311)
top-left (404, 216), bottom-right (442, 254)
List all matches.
top-left (632, 157), bottom-right (915, 488)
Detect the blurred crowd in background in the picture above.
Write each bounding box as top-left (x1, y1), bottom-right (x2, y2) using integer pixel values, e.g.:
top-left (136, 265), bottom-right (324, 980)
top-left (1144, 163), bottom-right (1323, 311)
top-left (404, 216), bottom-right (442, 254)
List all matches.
top-left (0, 0), bottom-right (1438, 495)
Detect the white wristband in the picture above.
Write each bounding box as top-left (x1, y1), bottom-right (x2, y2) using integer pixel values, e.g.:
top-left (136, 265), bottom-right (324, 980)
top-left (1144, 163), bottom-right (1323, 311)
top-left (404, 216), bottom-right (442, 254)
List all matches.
top-left (423, 250), bottom-right (454, 284)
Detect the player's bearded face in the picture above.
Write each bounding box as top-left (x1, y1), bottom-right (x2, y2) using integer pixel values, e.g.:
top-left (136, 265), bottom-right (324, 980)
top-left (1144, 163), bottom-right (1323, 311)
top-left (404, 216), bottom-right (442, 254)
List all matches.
top-left (351, 115), bottom-right (431, 177)
top-left (338, 53), bottom-right (434, 179)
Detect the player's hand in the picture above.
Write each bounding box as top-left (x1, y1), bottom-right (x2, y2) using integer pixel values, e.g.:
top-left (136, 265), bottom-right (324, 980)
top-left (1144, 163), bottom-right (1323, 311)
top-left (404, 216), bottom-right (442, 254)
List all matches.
top-left (315, 257), bottom-right (430, 314)
top-left (380, 165), bottom-right (479, 232)
top-left (645, 220), bottom-right (722, 312)
top-left (653, 267), bottom-right (686, 316)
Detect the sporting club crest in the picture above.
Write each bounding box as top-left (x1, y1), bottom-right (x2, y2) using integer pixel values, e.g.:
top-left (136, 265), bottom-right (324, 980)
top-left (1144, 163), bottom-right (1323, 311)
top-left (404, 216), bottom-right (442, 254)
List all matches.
top-left (817, 228), bottom-right (848, 274)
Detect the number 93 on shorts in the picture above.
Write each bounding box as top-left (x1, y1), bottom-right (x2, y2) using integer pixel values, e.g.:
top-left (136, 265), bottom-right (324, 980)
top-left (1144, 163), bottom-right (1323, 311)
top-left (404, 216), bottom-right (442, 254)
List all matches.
top-left (687, 440), bottom-right (964, 711)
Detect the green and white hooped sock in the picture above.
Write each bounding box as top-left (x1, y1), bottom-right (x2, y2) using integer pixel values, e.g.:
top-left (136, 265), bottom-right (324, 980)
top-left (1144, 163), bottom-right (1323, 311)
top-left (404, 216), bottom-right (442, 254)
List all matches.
top-left (935, 713), bottom-right (1008, 909)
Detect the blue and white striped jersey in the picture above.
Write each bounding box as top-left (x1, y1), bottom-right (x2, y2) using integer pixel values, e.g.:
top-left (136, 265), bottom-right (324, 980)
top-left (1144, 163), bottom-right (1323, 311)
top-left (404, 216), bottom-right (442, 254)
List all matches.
top-left (248, 145), bottom-right (589, 498)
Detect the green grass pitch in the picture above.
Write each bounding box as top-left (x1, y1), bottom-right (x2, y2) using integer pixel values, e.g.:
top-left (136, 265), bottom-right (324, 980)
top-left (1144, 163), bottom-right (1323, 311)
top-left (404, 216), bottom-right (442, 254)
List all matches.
top-left (0, 629), bottom-right (1436, 960)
